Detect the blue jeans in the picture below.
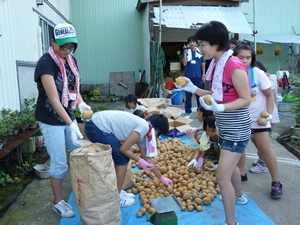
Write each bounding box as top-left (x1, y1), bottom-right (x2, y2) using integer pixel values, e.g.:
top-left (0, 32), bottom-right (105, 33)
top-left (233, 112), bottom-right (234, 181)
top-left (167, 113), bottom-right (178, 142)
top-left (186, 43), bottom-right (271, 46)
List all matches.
top-left (38, 120), bottom-right (78, 179)
top-left (84, 120), bottom-right (130, 166)
top-left (218, 136), bottom-right (249, 154)
top-left (185, 77), bottom-right (202, 114)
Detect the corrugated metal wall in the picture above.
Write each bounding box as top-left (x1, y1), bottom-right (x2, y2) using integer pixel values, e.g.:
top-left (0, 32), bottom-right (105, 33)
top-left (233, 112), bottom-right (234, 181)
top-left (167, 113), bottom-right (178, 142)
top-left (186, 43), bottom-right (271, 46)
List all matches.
top-left (0, 0), bottom-right (70, 110)
top-left (241, 0), bottom-right (300, 73)
top-left (70, 0), bottom-right (144, 85)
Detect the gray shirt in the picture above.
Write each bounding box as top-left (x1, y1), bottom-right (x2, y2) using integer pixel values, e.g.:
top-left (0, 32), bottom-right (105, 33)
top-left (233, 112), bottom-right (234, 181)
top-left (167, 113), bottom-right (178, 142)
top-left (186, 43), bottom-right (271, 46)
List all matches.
top-left (91, 110), bottom-right (149, 148)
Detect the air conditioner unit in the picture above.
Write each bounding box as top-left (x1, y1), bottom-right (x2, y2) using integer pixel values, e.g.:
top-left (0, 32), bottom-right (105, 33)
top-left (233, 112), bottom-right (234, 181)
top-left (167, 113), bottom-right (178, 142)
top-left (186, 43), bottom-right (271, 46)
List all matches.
top-left (36, 0), bottom-right (43, 6)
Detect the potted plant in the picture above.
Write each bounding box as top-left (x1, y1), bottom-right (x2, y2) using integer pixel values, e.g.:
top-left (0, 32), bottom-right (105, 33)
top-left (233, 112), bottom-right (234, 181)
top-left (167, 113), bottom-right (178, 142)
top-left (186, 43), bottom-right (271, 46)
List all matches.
top-left (89, 87), bottom-right (102, 101)
top-left (10, 110), bottom-right (22, 135)
top-left (34, 130), bottom-right (44, 148)
top-left (22, 98), bottom-right (37, 129)
top-left (289, 74), bottom-right (300, 136)
top-left (0, 108), bottom-right (13, 147)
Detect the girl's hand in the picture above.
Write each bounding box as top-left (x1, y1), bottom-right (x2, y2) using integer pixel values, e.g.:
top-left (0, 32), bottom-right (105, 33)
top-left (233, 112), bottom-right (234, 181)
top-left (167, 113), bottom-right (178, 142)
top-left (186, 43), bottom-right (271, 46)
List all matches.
top-left (138, 158), bottom-right (154, 170)
top-left (159, 176), bottom-right (173, 187)
top-left (186, 159), bottom-right (197, 168)
top-left (199, 96), bottom-right (225, 112)
top-left (194, 158), bottom-right (204, 169)
top-left (185, 127), bottom-right (198, 134)
top-left (175, 77), bottom-right (197, 93)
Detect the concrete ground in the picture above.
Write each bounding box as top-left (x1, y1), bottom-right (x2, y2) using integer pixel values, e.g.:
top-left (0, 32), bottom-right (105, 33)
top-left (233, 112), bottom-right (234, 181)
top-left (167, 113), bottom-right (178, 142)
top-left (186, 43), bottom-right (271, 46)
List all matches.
top-left (1, 96), bottom-right (300, 225)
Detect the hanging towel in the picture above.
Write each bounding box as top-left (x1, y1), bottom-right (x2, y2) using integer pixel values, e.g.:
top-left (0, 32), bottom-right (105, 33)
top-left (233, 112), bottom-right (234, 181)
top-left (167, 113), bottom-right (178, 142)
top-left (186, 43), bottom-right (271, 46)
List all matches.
top-left (248, 66), bottom-right (257, 88)
top-left (199, 132), bottom-right (211, 151)
top-left (205, 50), bottom-right (233, 102)
top-left (186, 47), bottom-right (202, 62)
top-left (146, 123), bottom-right (158, 158)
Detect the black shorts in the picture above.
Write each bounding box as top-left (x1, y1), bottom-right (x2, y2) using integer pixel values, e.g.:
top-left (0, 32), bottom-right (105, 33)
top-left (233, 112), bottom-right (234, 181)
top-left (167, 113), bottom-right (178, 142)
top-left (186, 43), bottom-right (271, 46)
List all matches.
top-left (251, 128), bottom-right (271, 134)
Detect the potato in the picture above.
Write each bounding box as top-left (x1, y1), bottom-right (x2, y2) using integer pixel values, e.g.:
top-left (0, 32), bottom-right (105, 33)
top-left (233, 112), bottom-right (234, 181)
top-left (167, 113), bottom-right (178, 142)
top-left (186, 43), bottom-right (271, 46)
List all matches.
top-left (260, 111), bottom-right (269, 118)
top-left (139, 207), bottom-right (147, 214)
top-left (176, 77), bottom-right (187, 87)
top-left (204, 95), bottom-right (212, 105)
top-left (136, 211), bottom-right (143, 218)
top-left (187, 205), bottom-right (194, 212)
top-left (203, 197), bottom-right (212, 205)
top-left (257, 118), bottom-right (267, 126)
top-left (196, 205), bottom-right (203, 212)
top-left (82, 109), bottom-right (94, 119)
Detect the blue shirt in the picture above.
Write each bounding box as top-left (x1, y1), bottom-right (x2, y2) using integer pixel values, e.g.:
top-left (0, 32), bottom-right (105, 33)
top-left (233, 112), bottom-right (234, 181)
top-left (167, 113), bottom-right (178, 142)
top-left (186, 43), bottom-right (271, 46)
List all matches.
top-left (184, 51), bottom-right (205, 79)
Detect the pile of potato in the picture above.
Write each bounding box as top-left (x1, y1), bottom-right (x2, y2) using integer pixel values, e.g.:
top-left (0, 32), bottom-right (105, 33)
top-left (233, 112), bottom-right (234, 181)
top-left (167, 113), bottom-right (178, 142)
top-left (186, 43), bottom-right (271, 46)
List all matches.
top-left (128, 138), bottom-right (220, 218)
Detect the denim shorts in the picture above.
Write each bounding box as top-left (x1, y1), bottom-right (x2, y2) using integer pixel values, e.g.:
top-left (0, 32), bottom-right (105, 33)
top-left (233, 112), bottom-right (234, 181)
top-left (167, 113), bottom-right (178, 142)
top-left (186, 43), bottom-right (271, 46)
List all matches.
top-left (218, 136), bottom-right (249, 154)
top-left (84, 121), bottom-right (129, 166)
top-left (38, 120), bottom-right (79, 179)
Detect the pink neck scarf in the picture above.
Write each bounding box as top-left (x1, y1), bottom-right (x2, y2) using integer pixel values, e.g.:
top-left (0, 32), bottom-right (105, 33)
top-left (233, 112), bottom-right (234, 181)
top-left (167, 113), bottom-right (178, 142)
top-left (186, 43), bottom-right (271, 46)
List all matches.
top-left (48, 46), bottom-right (80, 109)
top-left (205, 50), bottom-right (233, 102)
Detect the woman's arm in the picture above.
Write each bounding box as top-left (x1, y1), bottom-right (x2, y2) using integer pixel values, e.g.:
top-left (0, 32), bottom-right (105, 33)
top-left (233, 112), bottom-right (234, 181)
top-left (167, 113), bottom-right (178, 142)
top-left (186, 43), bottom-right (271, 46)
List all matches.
top-left (41, 75), bottom-right (73, 126)
top-left (223, 68), bottom-right (251, 110)
top-left (262, 88), bottom-right (274, 115)
top-left (119, 131), bottom-right (141, 162)
top-left (194, 88), bottom-right (211, 97)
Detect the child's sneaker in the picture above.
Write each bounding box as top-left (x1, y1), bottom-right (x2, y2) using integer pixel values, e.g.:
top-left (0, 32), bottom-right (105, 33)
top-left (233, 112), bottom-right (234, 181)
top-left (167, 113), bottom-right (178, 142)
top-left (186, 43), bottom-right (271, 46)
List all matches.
top-left (120, 190), bottom-right (135, 199)
top-left (252, 158), bottom-right (259, 166)
top-left (219, 192), bottom-right (248, 205)
top-left (249, 164), bottom-right (269, 174)
top-left (53, 200), bottom-right (75, 218)
top-left (241, 172), bottom-right (248, 182)
top-left (185, 113), bottom-right (191, 118)
top-left (225, 223), bottom-right (239, 225)
top-left (271, 181), bottom-right (282, 199)
top-left (235, 193), bottom-right (248, 204)
top-left (120, 196), bottom-right (135, 207)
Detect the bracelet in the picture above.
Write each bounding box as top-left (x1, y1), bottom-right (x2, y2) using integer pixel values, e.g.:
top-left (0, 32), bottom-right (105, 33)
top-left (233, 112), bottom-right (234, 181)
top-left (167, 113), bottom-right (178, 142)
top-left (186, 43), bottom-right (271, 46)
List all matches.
top-left (202, 75), bottom-right (206, 77)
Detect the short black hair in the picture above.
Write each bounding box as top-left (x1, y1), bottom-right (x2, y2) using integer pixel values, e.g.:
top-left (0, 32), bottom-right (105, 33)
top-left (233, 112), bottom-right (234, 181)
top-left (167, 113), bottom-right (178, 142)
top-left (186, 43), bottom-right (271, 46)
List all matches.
top-left (233, 41), bottom-right (257, 67)
top-left (146, 114), bottom-right (169, 136)
top-left (124, 94), bottom-right (140, 108)
top-left (256, 61), bottom-right (267, 72)
top-left (194, 21), bottom-right (229, 51)
top-left (203, 115), bottom-right (216, 131)
top-left (187, 36), bottom-right (197, 43)
top-left (133, 109), bottom-right (145, 119)
top-left (198, 105), bottom-right (214, 119)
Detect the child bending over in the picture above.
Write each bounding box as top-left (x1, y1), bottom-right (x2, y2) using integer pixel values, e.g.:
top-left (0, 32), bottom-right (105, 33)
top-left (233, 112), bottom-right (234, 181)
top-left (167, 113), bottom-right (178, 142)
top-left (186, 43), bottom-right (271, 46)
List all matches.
top-left (187, 115), bottom-right (220, 170)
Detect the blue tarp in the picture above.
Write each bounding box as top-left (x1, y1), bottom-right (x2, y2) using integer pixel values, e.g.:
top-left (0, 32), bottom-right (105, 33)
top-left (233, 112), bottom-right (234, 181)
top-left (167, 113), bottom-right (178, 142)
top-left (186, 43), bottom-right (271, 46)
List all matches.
top-left (61, 135), bottom-right (276, 225)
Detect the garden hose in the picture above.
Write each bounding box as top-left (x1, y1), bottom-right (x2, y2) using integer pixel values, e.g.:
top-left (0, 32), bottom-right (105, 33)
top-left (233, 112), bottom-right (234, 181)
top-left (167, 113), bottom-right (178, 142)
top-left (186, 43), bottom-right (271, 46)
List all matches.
top-left (151, 42), bottom-right (166, 97)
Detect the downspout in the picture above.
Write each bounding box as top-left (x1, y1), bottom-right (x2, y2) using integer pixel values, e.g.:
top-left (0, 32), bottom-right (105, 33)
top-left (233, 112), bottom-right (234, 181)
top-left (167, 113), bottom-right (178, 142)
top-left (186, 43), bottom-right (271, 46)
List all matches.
top-left (37, 26), bottom-right (42, 57)
top-left (44, 0), bottom-right (71, 24)
top-left (253, 0), bottom-right (256, 53)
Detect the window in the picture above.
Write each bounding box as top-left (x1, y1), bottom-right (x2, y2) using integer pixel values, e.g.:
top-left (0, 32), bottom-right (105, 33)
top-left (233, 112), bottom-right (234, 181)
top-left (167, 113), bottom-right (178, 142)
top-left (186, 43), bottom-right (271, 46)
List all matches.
top-left (40, 19), bottom-right (54, 53)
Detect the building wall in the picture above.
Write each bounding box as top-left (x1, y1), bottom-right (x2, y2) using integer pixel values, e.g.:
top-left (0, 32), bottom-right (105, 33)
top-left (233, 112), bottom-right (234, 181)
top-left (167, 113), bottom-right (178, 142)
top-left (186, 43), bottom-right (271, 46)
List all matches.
top-left (241, 0), bottom-right (300, 74)
top-left (70, 0), bottom-right (145, 89)
top-left (0, 0), bottom-right (70, 110)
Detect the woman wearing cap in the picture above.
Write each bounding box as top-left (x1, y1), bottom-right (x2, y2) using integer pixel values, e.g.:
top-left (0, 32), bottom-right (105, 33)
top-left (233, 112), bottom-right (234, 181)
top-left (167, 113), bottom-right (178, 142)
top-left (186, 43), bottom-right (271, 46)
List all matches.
top-left (34, 23), bottom-right (90, 218)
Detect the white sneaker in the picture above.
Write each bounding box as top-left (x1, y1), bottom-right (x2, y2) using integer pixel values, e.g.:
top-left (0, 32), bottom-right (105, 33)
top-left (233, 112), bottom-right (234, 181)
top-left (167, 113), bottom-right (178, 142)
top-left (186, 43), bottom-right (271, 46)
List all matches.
top-left (225, 222), bottom-right (239, 225)
top-left (249, 164), bottom-right (269, 174)
top-left (120, 196), bottom-right (135, 208)
top-left (53, 200), bottom-right (75, 218)
top-left (219, 192), bottom-right (248, 205)
top-left (120, 190), bottom-right (135, 199)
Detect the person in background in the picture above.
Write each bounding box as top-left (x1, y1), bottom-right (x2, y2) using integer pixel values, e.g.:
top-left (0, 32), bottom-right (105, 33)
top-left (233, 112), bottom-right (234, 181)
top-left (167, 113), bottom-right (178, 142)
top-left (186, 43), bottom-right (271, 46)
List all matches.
top-left (229, 39), bottom-right (238, 50)
top-left (182, 36), bottom-right (206, 118)
top-left (34, 23), bottom-right (91, 218)
top-left (176, 21), bottom-right (250, 225)
top-left (250, 62), bottom-right (280, 173)
top-left (124, 94), bottom-right (150, 119)
top-left (185, 106), bottom-right (214, 144)
top-left (233, 42), bottom-right (282, 199)
top-left (186, 115), bottom-right (220, 170)
top-left (84, 111), bottom-right (173, 207)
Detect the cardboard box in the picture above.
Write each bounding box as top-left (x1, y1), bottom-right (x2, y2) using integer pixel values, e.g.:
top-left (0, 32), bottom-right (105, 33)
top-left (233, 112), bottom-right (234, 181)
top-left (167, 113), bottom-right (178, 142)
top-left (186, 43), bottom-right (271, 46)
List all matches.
top-left (170, 62), bottom-right (181, 71)
top-left (167, 117), bottom-right (193, 137)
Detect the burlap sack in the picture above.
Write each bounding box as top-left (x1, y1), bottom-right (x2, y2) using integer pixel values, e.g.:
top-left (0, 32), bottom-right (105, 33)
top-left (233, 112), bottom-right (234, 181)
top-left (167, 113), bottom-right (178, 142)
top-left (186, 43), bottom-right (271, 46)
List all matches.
top-left (122, 160), bottom-right (135, 190)
top-left (70, 143), bottom-right (121, 225)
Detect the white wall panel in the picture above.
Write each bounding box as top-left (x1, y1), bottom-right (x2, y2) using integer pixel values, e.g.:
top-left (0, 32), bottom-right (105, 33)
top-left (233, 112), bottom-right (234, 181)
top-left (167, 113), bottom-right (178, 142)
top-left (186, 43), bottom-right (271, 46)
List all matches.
top-left (0, 0), bottom-right (70, 110)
